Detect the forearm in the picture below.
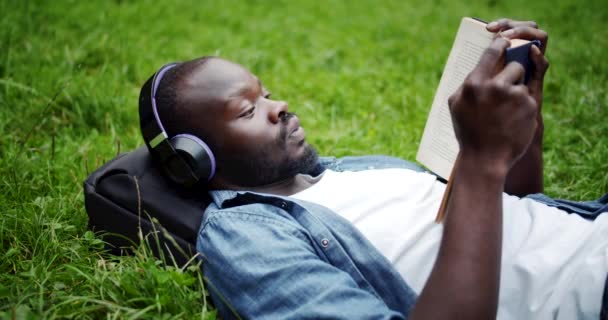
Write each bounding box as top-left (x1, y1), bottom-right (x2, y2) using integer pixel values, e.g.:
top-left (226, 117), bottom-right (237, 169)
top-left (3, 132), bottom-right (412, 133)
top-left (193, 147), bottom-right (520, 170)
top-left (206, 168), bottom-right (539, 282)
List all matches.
top-left (504, 122), bottom-right (544, 196)
top-left (411, 154), bottom-right (505, 320)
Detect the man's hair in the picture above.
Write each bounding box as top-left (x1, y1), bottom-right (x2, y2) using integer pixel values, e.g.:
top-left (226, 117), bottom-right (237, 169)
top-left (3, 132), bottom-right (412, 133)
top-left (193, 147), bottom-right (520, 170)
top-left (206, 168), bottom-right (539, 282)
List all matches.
top-left (154, 56), bottom-right (213, 138)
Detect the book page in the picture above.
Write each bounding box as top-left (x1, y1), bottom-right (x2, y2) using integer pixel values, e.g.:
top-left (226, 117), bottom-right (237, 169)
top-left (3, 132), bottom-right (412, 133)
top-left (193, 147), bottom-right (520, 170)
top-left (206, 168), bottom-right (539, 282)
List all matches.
top-left (416, 18), bottom-right (494, 179)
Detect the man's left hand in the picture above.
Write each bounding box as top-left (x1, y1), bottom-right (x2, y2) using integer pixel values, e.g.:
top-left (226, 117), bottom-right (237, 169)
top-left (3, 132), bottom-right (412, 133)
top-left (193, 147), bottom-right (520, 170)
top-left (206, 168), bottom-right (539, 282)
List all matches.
top-left (486, 19), bottom-right (549, 124)
top-left (486, 18), bottom-right (550, 196)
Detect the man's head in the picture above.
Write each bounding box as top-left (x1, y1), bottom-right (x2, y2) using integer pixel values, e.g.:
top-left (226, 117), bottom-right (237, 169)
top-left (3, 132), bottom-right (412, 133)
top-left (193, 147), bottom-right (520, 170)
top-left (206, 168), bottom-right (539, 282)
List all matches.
top-left (149, 56), bottom-right (318, 188)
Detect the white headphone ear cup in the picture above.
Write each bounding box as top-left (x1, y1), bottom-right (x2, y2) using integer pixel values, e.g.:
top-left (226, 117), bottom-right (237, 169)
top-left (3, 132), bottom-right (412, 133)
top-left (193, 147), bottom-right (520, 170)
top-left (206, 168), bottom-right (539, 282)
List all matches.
top-left (170, 134), bottom-right (216, 181)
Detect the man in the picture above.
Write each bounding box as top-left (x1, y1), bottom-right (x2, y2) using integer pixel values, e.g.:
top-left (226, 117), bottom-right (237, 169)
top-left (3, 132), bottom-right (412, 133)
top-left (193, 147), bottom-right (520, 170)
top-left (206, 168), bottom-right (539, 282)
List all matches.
top-left (144, 19), bottom-right (608, 319)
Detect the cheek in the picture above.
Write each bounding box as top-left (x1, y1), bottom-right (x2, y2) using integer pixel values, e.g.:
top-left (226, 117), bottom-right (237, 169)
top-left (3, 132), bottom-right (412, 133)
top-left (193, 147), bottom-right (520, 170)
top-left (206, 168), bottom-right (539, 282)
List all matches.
top-left (223, 123), bottom-right (280, 154)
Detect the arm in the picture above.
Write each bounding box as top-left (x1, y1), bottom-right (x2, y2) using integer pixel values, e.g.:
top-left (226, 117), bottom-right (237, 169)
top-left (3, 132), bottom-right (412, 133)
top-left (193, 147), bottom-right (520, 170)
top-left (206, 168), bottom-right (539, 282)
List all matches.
top-left (414, 153), bottom-right (506, 319)
top-left (486, 19), bottom-right (550, 196)
top-left (199, 213), bottom-right (407, 320)
top-left (411, 37), bottom-right (540, 319)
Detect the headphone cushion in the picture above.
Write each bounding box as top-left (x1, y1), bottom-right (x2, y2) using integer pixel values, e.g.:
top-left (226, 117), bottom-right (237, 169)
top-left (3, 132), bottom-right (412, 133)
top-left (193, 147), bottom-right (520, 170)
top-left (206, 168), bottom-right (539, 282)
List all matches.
top-left (170, 134), bottom-right (216, 181)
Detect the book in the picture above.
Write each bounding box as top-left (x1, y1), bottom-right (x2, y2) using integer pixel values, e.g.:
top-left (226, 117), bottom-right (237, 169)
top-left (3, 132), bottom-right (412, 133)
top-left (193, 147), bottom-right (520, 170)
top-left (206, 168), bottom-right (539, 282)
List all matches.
top-left (416, 17), bottom-right (539, 180)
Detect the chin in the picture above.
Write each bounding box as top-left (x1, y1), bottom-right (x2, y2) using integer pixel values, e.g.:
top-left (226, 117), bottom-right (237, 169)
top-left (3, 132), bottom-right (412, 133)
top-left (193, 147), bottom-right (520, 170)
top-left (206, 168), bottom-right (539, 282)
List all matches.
top-left (292, 144), bottom-right (318, 172)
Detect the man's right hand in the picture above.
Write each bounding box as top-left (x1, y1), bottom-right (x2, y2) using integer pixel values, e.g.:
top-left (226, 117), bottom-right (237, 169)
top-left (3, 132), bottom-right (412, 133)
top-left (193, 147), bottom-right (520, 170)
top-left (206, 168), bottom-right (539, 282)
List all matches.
top-left (448, 37), bottom-right (539, 175)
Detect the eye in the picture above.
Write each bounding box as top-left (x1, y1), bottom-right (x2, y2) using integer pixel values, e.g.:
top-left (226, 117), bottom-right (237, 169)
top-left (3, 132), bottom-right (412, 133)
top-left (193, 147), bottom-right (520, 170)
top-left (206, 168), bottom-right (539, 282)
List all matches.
top-left (240, 105), bottom-right (256, 118)
top-left (263, 92), bottom-right (272, 99)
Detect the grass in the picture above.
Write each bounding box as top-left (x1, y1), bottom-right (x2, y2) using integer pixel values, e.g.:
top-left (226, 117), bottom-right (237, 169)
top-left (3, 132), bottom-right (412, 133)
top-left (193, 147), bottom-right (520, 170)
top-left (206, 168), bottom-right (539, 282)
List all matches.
top-left (1, 0), bottom-right (607, 318)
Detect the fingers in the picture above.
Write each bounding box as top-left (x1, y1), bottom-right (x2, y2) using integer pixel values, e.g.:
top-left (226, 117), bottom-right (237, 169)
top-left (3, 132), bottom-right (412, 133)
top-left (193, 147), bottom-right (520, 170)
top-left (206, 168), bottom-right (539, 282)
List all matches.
top-left (486, 18), bottom-right (548, 53)
top-left (470, 37), bottom-right (511, 80)
top-left (501, 27), bottom-right (548, 53)
top-left (495, 62), bottom-right (526, 85)
top-left (486, 18), bottom-right (538, 32)
top-left (448, 86), bottom-right (462, 108)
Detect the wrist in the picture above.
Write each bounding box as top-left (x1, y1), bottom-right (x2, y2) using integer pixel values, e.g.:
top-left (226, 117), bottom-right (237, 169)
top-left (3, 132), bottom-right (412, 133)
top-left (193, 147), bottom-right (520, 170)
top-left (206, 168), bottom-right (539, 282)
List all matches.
top-left (458, 149), bottom-right (510, 183)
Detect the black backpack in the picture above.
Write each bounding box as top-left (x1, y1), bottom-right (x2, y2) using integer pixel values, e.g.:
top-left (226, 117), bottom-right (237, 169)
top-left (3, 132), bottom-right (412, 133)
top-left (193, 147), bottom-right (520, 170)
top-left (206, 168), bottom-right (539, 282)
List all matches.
top-left (82, 146), bottom-right (419, 266)
top-left (83, 146), bottom-right (211, 266)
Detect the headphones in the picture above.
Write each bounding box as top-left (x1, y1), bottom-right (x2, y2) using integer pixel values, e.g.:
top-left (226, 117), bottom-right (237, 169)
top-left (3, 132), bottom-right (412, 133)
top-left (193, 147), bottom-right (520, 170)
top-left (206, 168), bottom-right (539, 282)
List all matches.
top-left (139, 63), bottom-right (216, 187)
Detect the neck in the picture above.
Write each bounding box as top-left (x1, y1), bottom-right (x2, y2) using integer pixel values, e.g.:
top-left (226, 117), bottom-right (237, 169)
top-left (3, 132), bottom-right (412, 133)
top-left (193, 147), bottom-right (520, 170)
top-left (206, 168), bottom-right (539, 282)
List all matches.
top-left (212, 174), bottom-right (320, 196)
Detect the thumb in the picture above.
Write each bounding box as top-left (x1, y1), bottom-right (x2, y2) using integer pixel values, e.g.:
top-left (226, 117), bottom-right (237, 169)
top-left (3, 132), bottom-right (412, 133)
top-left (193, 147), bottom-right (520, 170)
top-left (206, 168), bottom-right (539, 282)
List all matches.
top-left (527, 44), bottom-right (549, 95)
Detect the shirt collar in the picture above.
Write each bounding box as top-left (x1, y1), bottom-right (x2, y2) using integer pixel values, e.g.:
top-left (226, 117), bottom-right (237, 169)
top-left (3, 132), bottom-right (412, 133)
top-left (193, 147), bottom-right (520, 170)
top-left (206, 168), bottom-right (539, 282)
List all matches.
top-left (208, 189), bottom-right (241, 208)
top-left (209, 189), bottom-right (284, 209)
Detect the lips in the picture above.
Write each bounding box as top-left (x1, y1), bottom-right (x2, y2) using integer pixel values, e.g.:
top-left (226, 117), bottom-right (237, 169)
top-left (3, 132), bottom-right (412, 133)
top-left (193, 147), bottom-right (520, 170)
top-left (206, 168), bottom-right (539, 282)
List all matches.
top-left (287, 116), bottom-right (305, 140)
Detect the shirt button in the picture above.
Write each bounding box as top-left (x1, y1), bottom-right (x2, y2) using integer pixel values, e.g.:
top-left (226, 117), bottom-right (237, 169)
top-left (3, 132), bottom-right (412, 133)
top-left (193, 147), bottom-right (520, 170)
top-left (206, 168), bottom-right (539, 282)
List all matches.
top-left (321, 238), bottom-right (330, 247)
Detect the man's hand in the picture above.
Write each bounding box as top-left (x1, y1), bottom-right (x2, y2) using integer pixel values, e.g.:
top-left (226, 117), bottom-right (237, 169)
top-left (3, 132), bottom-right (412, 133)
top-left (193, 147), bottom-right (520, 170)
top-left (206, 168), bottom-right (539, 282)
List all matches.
top-left (448, 37), bottom-right (539, 174)
top-left (486, 18), bottom-right (549, 125)
top-left (486, 19), bottom-right (550, 196)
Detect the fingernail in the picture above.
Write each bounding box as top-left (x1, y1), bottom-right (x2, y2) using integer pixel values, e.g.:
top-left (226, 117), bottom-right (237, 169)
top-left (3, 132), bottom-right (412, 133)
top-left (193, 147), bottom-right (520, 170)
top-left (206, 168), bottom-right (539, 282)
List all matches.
top-left (487, 21), bottom-right (499, 29)
top-left (502, 29), bottom-right (514, 37)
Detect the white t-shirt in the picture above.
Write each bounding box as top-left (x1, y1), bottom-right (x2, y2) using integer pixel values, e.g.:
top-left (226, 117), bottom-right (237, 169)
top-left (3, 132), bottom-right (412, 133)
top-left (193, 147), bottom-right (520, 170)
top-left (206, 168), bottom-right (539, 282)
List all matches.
top-left (290, 168), bottom-right (608, 320)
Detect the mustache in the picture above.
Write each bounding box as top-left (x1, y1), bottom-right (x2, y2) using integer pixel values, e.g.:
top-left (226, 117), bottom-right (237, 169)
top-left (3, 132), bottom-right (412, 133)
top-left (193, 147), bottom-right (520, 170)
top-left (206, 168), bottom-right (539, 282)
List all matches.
top-left (279, 112), bottom-right (295, 124)
top-left (277, 112), bottom-right (296, 147)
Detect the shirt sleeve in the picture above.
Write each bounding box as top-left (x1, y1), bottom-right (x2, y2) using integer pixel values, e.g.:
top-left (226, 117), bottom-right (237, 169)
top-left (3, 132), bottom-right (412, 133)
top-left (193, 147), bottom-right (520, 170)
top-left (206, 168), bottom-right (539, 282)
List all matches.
top-left (197, 211), bottom-right (407, 320)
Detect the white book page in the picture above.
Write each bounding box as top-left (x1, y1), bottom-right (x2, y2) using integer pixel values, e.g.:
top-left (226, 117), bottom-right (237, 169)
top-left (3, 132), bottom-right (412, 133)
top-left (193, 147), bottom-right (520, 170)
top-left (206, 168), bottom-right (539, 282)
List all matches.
top-left (416, 18), bottom-right (494, 179)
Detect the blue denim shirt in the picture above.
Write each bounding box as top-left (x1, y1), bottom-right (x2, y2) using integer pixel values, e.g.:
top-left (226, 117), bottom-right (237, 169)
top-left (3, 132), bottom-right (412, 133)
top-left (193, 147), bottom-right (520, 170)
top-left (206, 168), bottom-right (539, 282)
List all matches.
top-left (196, 156), bottom-right (424, 319)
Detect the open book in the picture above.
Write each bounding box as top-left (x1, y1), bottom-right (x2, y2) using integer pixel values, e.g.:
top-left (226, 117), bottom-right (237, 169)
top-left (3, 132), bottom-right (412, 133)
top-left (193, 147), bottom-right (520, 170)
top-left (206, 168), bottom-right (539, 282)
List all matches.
top-left (416, 17), bottom-right (538, 179)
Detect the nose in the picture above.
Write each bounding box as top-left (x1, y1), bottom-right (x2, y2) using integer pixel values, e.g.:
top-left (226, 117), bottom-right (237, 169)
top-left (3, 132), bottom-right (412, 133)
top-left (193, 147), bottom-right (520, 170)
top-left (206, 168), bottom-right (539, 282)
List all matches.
top-left (268, 100), bottom-right (289, 124)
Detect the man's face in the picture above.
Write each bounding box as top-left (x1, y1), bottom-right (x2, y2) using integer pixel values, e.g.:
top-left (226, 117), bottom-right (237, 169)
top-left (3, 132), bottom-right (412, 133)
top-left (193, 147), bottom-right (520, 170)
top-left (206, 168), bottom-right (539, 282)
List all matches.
top-left (180, 58), bottom-right (318, 187)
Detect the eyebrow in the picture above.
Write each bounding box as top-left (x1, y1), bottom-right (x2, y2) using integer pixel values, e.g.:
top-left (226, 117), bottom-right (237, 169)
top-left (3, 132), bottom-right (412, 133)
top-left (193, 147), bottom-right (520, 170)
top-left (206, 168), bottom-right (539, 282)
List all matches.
top-left (256, 78), bottom-right (272, 96)
top-left (227, 77), bottom-right (264, 99)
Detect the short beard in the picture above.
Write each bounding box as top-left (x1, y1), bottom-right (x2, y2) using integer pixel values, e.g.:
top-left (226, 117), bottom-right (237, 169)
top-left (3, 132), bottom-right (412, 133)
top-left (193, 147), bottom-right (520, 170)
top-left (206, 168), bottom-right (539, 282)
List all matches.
top-left (220, 144), bottom-right (319, 188)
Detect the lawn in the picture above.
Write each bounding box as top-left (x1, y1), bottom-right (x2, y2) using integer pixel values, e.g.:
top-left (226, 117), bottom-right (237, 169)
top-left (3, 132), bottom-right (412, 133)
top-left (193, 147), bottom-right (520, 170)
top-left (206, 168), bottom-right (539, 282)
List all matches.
top-left (1, 0), bottom-right (607, 318)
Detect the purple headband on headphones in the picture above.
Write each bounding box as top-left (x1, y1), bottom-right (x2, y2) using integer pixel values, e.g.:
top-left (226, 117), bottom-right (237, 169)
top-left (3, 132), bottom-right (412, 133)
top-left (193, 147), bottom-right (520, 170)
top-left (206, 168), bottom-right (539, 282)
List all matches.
top-left (150, 63), bottom-right (216, 181)
top-left (151, 64), bottom-right (177, 135)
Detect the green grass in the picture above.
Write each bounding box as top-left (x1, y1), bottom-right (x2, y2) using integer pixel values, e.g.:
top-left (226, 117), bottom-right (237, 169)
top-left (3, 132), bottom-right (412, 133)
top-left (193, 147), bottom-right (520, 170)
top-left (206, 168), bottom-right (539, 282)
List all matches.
top-left (1, 0), bottom-right (607, 318)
